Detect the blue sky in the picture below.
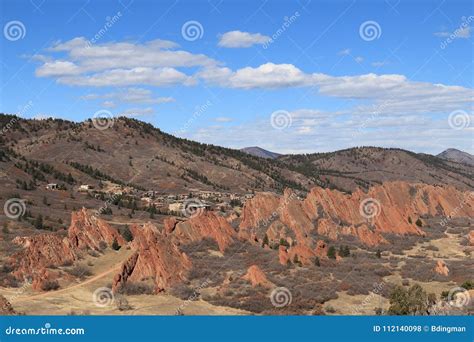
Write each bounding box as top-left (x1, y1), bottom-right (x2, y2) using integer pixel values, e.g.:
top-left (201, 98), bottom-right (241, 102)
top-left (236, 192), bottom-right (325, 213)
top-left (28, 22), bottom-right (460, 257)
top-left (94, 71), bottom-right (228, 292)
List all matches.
top-left (0, 0), bottom-right (472, 154)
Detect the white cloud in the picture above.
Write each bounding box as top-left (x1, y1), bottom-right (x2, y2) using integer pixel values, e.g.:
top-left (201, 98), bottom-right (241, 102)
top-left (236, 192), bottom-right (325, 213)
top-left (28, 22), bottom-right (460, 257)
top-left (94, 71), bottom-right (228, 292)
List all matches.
top-left (83, 88), bottom-right (175, 105)
top-left (214, 117), bottom-right (233, 122)
top-left (184, 110), bottom-right (474, 155)
top-left (35, 37), bottom-right (216, 86)
top-left (218, 31), bottom-right (270, 48)
top-left (338, 48), bottom-right (351, 56)
top-left (354, 56), bottom-right (364, 63)
top-left (60, 67), bottom-right (194, 87)
top-left (119, 107), bottom-right (155, 117)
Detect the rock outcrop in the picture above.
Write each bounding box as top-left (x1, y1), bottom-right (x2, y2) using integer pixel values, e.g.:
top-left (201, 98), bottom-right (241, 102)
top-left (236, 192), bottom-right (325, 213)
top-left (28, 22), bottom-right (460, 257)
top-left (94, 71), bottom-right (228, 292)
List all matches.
top-left (240, 181), bottom-right (473, 247)
top-left (112, 222), bottom-right (191, 293)
top-left (469, 231), bottom-right (474, 246)
top-left (173, 211), bottom-right (236, 252)
top-left (434, 260), bottom-right (449, 276)
top-left (242, 265), bottom-right (273, 288)
top-left (9, 208), bottom-right (125, 290)
top-left (68, 208), bottom-right (125, 250)
top-left (10, 234), bottom-right (76, 282)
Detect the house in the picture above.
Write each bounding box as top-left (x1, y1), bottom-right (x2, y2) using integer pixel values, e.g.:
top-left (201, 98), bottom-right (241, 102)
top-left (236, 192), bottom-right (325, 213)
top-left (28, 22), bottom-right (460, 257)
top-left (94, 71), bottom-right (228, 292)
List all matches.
top-left (168, 202), bottom-right (182, 212)
top-left (79, 184), bottom-right (94, 191)
top-left (46, 183), bottom-right (58, 190)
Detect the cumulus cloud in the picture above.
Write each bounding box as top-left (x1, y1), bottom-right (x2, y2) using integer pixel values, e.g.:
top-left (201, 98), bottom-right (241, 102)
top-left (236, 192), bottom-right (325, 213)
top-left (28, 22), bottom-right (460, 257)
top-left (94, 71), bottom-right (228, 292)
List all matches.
top-left (34, 38), bottom-right (473, 118)
top-left (218, 30), bottom-right (270, 48)
top-left (35, 37), bottom-right (215, 86)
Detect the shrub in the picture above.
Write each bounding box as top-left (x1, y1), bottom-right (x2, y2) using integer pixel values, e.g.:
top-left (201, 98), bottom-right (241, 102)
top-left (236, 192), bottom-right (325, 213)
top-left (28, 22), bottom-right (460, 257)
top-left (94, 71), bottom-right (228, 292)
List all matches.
top-left (121, 225), bottom-right (133, 242)
top-left (41, 280), bottom-right (60, 291)
top-left (415, 218), bottom-right (423, 227)
top-left (327, 246), bottom-right (336, 259)
top-left (111, 238), bottom-right (120, 251)
top-left (116, 282), bottom-right (154, 295)
top-left (67, 265), bottom-right (92, 279)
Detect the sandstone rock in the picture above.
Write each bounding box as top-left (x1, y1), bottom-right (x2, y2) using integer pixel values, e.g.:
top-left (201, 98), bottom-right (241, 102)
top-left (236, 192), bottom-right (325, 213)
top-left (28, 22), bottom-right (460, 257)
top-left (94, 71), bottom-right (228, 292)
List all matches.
top-left (163, 217), bottom-right (178, 235)
top-left (434, 260), bottom-right (449, 276)
top-left (0, 295), bottom-right (18, 315)
top-left (240, 181), bottom-right (473, 247)
top-left (314, 240), bottom-right (328, 258)
top-left (469, 231), bottom-right (474, 246)
top-left (287, 244), bottom-right (316, 265)
top-left (68, 208), bottom-right (125, 251)
top-left (10, 208), bottom-right (125, 290)
top-left (10, 234), bottom-right (76, 281)
top-left (242, 265), bottom-right (273, 288)
top-left (113, 223), bottom-right (191, 293)
top-left (278, 246), bottom-right (289, 265)
top-left (173, 211), bottom-right (235, 252)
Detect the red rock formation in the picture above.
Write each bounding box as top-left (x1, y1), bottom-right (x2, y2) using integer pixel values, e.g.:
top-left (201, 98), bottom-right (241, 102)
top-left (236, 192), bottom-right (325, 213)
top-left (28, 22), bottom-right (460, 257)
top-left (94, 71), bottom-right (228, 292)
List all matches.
top-left (279, 246), bottom-right (289, 265)
top-left (68, 208), bottom-right (125, 250)
top-left (469, 231), bottom-right (474, 246)
top-left (112, 222), bottom-right (191, 293)
top-left (10, 234), bottom-right (76, 281)
top-left (240, 181), bottom-right (473, 247)
top-left (9, 208), bottom-right (125, 290)
top-left (314, 240), bottom-right (328, 258)
top-left (242, 265), bottom-right (273, 288)
top-left (163, 217), bottom-right (178, 235)
top-left (173, 211), bottom-right (236, 252)
top-left (0, 295), bottom-right (18, 315)
top-left (434, 260), bottom-right (449, 276)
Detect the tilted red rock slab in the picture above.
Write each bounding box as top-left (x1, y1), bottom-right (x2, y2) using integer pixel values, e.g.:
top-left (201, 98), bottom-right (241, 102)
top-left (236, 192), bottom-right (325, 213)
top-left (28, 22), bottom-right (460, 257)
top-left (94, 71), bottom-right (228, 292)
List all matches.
top-left (112, 222), bottom-right (191, 293)
top-left (173, 211), bottom-right (236, 252)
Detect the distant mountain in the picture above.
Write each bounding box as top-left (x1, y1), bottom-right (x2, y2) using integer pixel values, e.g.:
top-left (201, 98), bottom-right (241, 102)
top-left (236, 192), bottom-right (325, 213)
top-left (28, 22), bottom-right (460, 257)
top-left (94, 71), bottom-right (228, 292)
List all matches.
top-left (437, 148), bottom-right (474, 166)
top-left (240, 146), bottom-right (281, 159)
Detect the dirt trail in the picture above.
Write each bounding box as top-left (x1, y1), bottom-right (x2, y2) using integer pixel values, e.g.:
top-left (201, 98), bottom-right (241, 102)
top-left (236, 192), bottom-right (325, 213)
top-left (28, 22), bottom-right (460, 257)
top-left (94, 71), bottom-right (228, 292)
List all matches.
top-left (12, 263), bottom-right (122, 303)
